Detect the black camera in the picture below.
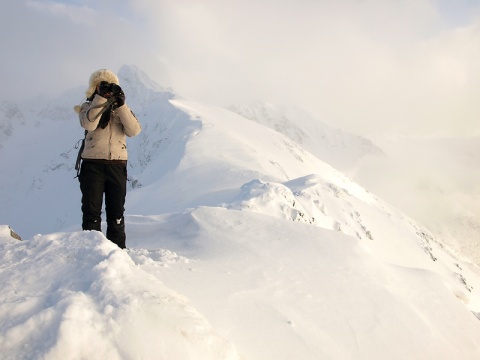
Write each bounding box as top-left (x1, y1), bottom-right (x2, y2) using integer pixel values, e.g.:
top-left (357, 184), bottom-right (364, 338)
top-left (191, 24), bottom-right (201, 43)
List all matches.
top-left (98, 81), bottom-right (122, 96)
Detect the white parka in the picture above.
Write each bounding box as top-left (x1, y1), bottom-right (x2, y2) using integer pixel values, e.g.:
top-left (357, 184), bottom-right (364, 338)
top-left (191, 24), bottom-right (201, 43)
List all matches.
top-left (79, 94), bottom-right (141, 161)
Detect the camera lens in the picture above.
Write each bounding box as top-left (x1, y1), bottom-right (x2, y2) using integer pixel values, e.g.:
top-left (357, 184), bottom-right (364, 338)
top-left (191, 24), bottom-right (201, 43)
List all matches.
top-left (111, 84), bottom-right (121, 95)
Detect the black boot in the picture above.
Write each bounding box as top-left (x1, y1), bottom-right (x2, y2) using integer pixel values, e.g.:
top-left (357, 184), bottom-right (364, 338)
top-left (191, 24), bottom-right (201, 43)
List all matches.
top-left (82, 215), bottom-right (102, 232)
top-left (107, 217), bottom-right (126, 249)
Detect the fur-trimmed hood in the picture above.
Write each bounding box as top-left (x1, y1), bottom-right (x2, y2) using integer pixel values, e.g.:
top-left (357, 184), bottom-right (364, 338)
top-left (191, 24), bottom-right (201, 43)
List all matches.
top-left (74, 69), bottom-right (120, 113)
top-left (85, 69), bottom-right (119, 98)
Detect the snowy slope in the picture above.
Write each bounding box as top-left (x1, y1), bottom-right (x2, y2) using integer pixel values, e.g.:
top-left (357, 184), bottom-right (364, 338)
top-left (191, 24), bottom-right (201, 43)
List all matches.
top-left (0, 228), bottom-right (241, 360)
top-left (125, 95), bottom-right (480, 312)
top-left (352, 135), bottom-right (480, 266)
top-left (2, 202), bottom-right (480, 359)
top-left (0, 89), bottom-right (81, 236)
top-left (228, 101), bottom-right (480, 268)
top-left (127, 208), bottom-right (480, 360)
top-left (1, 65), bottom-right (480, 359)
top-left (228, 101), bottom-right (383, 173)
top-left (0, 100), bottom-right (26, 148)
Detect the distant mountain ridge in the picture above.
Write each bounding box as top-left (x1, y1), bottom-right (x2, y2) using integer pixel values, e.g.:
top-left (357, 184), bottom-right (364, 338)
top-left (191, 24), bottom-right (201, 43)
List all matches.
top-left (228, 101), bottom-right (383, 173)
top-left (0, 100), bottom-right (26, 148)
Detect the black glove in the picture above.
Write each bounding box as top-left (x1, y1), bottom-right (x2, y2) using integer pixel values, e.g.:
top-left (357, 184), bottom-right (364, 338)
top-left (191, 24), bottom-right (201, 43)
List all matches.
top-left (115, 90), bottom-right (125, 107)
top-left (97, 81), bottom-right (113, 98)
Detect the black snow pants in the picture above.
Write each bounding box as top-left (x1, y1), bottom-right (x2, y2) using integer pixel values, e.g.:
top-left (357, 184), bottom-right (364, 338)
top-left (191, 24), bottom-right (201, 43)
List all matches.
top-left (79, 160), bottom-right (127, 248)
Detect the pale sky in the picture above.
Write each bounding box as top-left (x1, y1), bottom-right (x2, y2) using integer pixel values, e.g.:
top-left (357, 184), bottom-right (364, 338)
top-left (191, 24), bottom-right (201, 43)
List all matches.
top-left (1, 0), bottom-right (480, 138)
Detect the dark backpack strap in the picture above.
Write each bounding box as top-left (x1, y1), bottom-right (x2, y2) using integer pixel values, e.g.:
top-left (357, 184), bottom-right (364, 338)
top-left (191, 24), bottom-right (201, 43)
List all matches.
top-left (74, 130), bottom-right (88, 178)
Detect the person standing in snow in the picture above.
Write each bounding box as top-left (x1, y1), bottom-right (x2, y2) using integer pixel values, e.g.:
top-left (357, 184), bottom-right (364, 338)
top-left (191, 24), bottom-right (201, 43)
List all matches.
top-left (74, 69), bottom-right (141, 249)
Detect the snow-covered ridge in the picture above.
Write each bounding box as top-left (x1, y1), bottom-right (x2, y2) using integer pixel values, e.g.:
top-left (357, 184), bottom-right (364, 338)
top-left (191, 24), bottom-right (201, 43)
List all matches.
top-left (225, 174), bottom-right (480, 307)
top-left (228, 101), bottom-right (383, 173)
top-left (127, 94), bottom-right (480, 310)
top-left (228, 101), bottom-right (480, 267)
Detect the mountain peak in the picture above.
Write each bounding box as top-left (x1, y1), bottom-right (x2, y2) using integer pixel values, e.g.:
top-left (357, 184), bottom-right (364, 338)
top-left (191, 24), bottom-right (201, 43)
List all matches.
top-left (117, 64), bottom-right (174, 105)
top-left (118, 64), bottom-right (165, 92)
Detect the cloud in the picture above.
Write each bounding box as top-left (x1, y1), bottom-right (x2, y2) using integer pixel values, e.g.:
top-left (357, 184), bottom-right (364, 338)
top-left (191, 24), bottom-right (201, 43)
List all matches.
top-left (128, 0), bottom-right (480, 137)
top-left (0, 1), bottom-right (159, 104)
top-left (25, 0), bottom-right (97, 26)
top-left (1, 0), bottom-right (479, 137)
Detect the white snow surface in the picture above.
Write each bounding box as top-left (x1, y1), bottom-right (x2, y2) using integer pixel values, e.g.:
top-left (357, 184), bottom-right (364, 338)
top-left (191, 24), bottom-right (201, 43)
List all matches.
top-left (1, 65), bottom-right (480, 359)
